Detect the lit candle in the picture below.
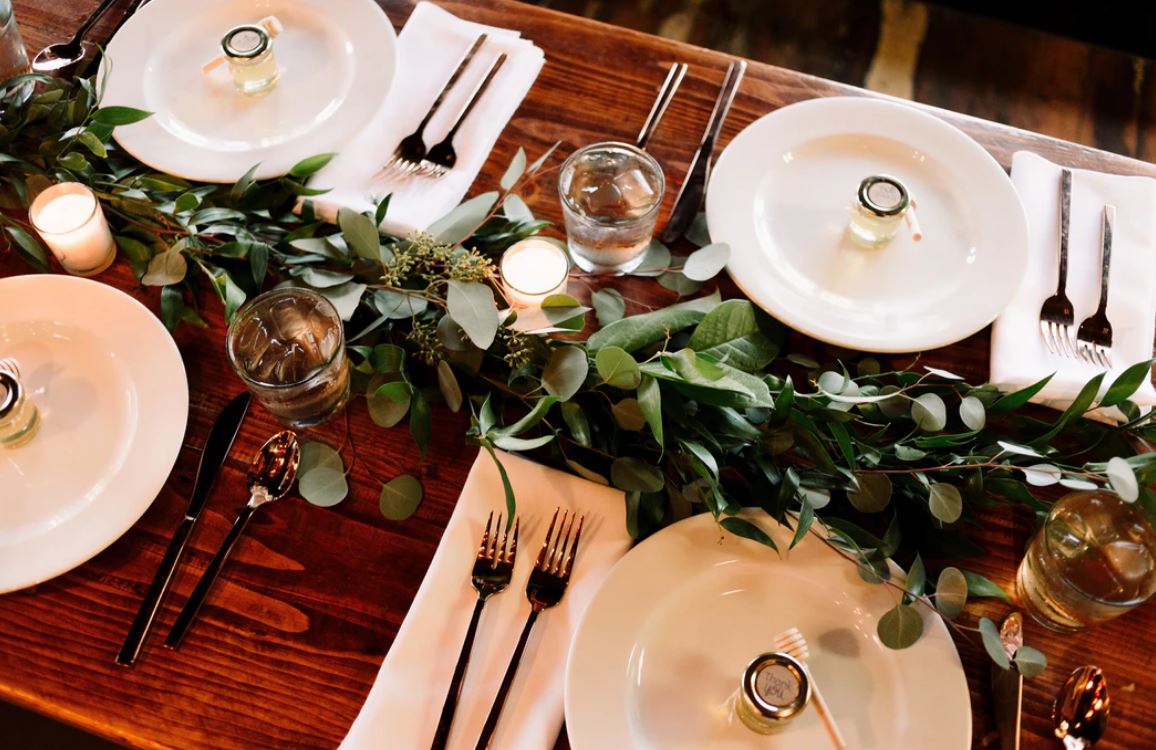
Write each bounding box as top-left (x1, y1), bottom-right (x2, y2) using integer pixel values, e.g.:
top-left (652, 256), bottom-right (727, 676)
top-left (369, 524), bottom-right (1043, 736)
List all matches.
top-left (500, 238), bottom-right (571, 307)
top-left (29, 183), bottom-right (116, 276)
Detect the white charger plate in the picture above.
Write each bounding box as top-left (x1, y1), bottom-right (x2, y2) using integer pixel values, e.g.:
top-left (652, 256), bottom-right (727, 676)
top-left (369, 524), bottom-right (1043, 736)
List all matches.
top-left (101, 0), bottom-right (398, 182)
top-left (705, 97), bottom-right (1029, 352)
top-left (0, 276), bottom-right (188, 592)
top-left (565, 511), bottom-right (971, 749)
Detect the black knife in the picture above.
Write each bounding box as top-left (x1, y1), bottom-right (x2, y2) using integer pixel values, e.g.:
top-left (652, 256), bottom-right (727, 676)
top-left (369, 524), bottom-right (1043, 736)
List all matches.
top-left (659, 59), bottom-right (746, 244)
top-left (115, 391), bottom-right (251, 666)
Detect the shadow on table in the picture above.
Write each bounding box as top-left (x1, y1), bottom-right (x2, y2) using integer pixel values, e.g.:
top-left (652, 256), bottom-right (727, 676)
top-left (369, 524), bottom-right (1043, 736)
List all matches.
top-left (0, 700), bottom-right (120, 750)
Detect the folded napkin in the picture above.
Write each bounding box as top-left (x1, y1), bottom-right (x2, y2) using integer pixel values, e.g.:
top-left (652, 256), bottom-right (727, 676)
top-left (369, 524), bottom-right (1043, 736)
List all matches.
top-left (990, 151), bottom-right (1156, 412)
top-left (309, 3), bottom-right (545, 236)
top-left (339, 450), bottom-right (630, 750)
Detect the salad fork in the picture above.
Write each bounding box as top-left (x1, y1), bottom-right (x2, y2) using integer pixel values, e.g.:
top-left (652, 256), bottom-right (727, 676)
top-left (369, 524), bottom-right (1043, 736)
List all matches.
top-left (1075, 205), bottom-right (1115, 368)
top-left (429, 512), bottom-right (518, 750)
top-left (377, 34), bottom-right (488, 179)
top-left (773, 627), bottom-right (846, 749)
top-left (1039, 168), bottom-right (1077, 357)
top-left (419, 53), bottom-right (508, 179)
top-left (473, 509), bottom-right (583, 750)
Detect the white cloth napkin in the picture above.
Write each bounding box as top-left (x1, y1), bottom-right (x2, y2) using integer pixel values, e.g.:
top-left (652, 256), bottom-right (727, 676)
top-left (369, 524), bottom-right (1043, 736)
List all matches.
top-left (308, 3), bottom-right (545, 236)
top-left (990, 151), bottom-right (1156, 411)
top-left (338, 450), bottom-right (630, 750)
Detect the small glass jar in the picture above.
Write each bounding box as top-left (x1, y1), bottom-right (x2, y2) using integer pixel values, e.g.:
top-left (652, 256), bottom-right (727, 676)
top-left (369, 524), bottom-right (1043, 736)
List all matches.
top-left (848, 174), bottom-right (910, 246)
top-left (223, 24), bottom-right (279, 96)
top-left (0, 370), bottom-right (39, 448)
top-left (734, 651), bottom-right (811, 734)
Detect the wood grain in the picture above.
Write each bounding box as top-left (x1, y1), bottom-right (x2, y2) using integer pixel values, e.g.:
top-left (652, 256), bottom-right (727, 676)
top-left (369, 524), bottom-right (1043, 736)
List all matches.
top-left (1, 1), bottom-right (1155, 749)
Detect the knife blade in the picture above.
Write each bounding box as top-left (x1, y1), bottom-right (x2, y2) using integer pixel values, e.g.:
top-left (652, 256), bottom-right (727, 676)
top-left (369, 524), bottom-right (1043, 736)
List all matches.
top-left (115, 391), bottom-right (251, 666)
top-left (659, 59), bottom-right (746, 244)
top-left (991, 612), bottom-right (1024, 750)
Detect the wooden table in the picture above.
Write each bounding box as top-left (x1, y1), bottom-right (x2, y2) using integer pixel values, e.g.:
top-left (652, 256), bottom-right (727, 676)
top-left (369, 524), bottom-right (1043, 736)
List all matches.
top-left (2, 1), bottom-right (1155, 748)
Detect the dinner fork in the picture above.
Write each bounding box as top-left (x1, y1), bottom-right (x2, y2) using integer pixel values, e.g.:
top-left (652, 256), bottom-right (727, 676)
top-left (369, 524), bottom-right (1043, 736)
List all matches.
top-left (472, 509), bottom-right (584, 750)
top-left (376, 34), bottom-right (488, 179)
top-left (773, 627), bottom-right (846, 749)
top-left (1039, 168), bottom-right (1077, 357)
top-left (429, 512), bottom-right (518, 750)
top-left (1076, 205), bottom-right (1116, 368)
top-left (418, 53), bottom-right (508, 179)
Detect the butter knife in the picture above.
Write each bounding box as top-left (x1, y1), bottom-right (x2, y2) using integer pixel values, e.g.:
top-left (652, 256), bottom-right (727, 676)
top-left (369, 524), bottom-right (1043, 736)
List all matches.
top-left (115, 391), bottom-right (251, 666)
top-left (659, 59), bottom-right (746, 244)
top-left (991, 612), bottom-right (1024, 750)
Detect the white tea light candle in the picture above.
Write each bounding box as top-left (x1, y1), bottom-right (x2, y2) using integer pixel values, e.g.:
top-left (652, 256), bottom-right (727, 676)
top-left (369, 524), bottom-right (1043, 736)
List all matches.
top-left (30, 183), bottom-right (115, 276)
top-left (500, 238), bottom-right (570, 306)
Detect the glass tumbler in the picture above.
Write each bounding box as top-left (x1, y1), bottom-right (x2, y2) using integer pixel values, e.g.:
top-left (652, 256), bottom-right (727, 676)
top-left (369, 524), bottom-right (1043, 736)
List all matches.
top-left (1016, 490), bottom-right (1156, 632)
top-left (0, 1), bottom-right (29, 81)
top-left (226, 287), bottom-right (350, 428)
top-left (558, 141), bottom-right (665, 274)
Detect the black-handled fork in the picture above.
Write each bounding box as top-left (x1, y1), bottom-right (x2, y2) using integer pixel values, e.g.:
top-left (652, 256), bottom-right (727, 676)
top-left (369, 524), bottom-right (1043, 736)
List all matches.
top-left (429, 513), bottom-right (518, 750)
top-left (472, 509), bottom-right (583, 750)
top-left (419, 53), bottom-right (508, 178)
top-left (1075, 205), bottom-right (1116, 368)
top-left (1039, 168), bottom-right (1077, 357)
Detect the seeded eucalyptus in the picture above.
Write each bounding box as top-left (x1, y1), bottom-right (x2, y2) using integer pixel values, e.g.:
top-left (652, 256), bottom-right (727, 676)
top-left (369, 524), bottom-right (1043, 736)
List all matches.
top-left (5, 74), bottom-right (1156, 670)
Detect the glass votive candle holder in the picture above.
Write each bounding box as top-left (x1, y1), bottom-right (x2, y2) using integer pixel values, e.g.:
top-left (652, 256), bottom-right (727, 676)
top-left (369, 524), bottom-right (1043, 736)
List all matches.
top-left (558, 141), bottom-right (665, 274)
top-left (500, 238), bottom-right (570, 307)
top-left (29, 182), bottom-right (116, 276)
top-left (226, 287), bottom-right (350, 428)
top-left (1016, 489), bottom-right (1156, 632)
top-left (0, 370), bottom-right (39, 448)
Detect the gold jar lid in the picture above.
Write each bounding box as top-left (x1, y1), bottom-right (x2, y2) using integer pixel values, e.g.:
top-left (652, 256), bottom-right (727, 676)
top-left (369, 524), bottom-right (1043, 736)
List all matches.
top-left (0, 371), bottom-right (20, 419)
top-left (742, 651), bottom-right (811, 722)
top-left (857, 174), bottom-right (910, 217)
top-left (222, 24), bottom-right (270, 60)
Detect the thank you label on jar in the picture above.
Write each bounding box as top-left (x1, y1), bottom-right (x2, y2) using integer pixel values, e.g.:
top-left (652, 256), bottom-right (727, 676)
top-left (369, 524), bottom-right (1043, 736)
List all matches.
top-left (866, 181), bottom-right (903, 211)
top-left (755, 663), bottom-right (800, 706)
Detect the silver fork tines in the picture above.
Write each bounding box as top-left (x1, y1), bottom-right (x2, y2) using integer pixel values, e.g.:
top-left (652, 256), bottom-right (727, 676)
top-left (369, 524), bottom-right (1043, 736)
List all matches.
top-left (1075, 205), bottom-right (1116, 370)
top-left (1039, 168), bottom-right (1077, 359)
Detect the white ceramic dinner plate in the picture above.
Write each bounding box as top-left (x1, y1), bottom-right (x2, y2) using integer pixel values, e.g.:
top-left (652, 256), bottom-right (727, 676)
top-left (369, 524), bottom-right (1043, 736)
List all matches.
top-left (0, 276), bottom-right (188, 593)
top-left (101, 0), bottom-right (398, 182)
top-left (565, 511), bottom-right (971, 749)
top-left (705, 97), bottom-right (1029, 352)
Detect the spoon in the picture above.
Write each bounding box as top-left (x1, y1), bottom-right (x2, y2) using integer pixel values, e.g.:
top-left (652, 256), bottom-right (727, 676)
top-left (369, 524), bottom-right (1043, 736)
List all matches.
top-left (31, 0), bottom-right (121, 75)
top-left (164, 430), bottom-right (301, 649)
top-left (1053, 666), bottom-right (1110, 749)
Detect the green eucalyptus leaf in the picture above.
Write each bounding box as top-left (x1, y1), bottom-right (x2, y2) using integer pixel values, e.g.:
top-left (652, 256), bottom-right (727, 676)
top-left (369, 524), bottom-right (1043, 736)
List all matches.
top-left (596, 346), bottom-right (642, 388)
top-left (911, 393), bottom-right (947, 432)
top-left (611, 457), bottom-right (664, 492)
top-left (686, 212), bottom-right (711, 247)
top-left (297, 442), bottom-right (348, 507)
top-left (437, 360), bottom-right (463, 412)
top-left (790, 497), bottom-right (814, 549)
top-left (503, 193), bottom-right (534, 223)
top-left (446, 280), bottom-right (499, 349)
top-left (542, 347), bottom-right (588, 401)
top-left (297, 267), bottom-right (355, 288)
top-left (925, 366), bottom-right (964, 380)
top-left (410, 389), bottom-right (432, 458)
top-left (1021, 464), bottom-right (1062, 487)
top-left (877, 604), bottom-right (924, 650)
top-left (637, 375), bottom-right (663, 446)
top-left (720, 516), bottom-right (778, 551)
top-left (1014, 646), bottom-right (1047, 677)
top-left (631, 240), bottom-right (671, 277)
top-left (979, 617), bottom-right (1011, 669)
top-left (5, 226), bottom-right (50, 271)
top-left (1107, 456), bottom-right (1139, 502)
top-left (494, 396), bottom-right (559, 437)
top-left (990, 373), bottom-right (1054, 413)
top-left (588, 291), bottom-right (720, 352)
top-left (379, 474), bottom-right (423, 520)
top-left (289, 152), bottom-right (335, 178)
top-left (612, 398), bottom-right (647, 431)
top-left (657, 270), bottom-right (705, 296)
top-left (493, 433), bottom-right (555, 451)
top-left (592, 288), bottom-right (625, 326)
top-left (848, 473), bottom-right (892, 513)
top-left (561, 402), bottom-right (591, 446)
top-left (92, 105), bottom-right (152, 125)
top-left (928, 483), bottom-right (963, 523)
top-left (500, 147), bottom-right (526, 190)
top-left (429, 191), bottom-right (499, 245)
top-left (906, 554), bottom-right (927, 598)
top-left (998, 440), bottom-right (1044, 458)
top-left (338, 206), bottom-right (381, 260)
top-left (934, 566), bottom-right (968, 619)
top-left (319, 281), bottom-right (367, 322)
top-left (367, 374), bottom-right (411, 428)
top-left (959, 396), bottom-right (986, 431)
top-left (141, 246), bottom-right (187, 286)
top-left (681, 242), bottom-right (730, 281)
top-left (688, 299), bottom-right (778, 372)
top-left (961, 570), bottom-right (1011, 601)
top-left (1100, 359), bottom-right (1156, 407)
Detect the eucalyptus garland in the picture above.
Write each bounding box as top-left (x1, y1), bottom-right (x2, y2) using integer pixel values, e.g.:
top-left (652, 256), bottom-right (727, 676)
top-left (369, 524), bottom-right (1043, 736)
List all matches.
top-left (5, 73), bottom-right (1156, 671)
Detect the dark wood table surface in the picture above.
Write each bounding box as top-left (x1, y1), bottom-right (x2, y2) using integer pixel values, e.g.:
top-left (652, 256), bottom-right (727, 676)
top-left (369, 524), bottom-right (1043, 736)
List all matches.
top-left (3, 1), bottom-right (1156, 748)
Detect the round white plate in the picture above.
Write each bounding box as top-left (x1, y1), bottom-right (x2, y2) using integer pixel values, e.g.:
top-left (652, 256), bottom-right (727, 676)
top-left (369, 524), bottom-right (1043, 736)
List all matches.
top-left (565, 511), bottom-right (971, 749)
top-left (0, 276), bottom-right (188, 592)
top-left (101, 0), bottom-right (398, 182)
top-left (706, 97), bottom-right (1029, 352)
